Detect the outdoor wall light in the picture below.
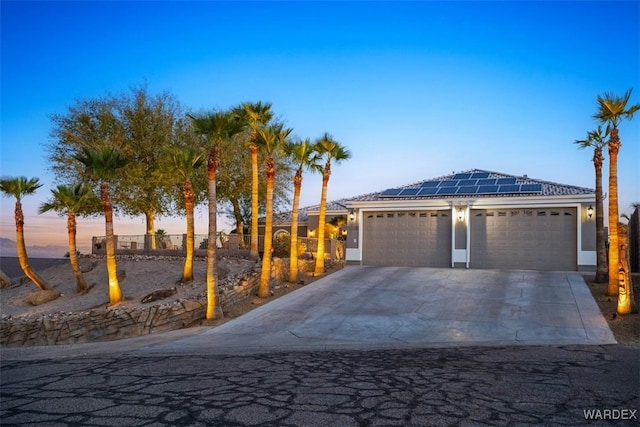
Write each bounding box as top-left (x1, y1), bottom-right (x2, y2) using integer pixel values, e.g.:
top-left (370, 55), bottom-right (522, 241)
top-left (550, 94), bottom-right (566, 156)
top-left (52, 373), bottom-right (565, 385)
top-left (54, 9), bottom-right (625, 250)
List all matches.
top-left (457, 208), bottom-right (465, 222)
top-left (587, 205), bottom-right (594, 218)
top-left (349, 211), bottom-right (355, 222)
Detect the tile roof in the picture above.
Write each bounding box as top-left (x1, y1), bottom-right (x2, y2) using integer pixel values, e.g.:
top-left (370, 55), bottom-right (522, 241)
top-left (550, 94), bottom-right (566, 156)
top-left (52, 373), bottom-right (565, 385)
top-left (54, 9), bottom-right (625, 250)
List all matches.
top-left (275, 169), bottom-right (594, 222)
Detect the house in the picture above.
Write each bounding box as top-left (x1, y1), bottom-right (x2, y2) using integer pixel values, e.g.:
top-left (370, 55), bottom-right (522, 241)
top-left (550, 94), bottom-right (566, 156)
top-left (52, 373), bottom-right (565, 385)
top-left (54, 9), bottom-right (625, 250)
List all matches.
top-left (273, 169), bottom-right (596, 272)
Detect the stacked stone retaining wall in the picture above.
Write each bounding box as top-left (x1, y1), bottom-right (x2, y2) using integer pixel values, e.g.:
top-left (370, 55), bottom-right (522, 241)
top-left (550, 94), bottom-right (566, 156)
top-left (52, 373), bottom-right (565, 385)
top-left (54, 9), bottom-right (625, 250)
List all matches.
top-left (1, 269), bottom-right (262, 348)
top-left (0, 256), bottom-right (337, 348)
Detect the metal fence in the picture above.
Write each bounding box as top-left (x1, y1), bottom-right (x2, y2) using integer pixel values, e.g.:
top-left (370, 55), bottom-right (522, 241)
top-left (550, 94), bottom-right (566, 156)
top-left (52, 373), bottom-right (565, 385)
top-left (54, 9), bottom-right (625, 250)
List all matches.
top-left (92, 234), bottom-right (344, 260)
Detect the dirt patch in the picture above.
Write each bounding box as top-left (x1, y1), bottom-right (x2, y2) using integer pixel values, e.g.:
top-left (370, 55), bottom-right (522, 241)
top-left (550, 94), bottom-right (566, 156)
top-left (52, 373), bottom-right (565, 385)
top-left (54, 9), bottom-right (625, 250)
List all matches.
top-left (584, 274), bottom-right (639, 345)
top-left (0, 255), bottom-right (259, 319)
top-left (1, 255), bottom-right (343, 329)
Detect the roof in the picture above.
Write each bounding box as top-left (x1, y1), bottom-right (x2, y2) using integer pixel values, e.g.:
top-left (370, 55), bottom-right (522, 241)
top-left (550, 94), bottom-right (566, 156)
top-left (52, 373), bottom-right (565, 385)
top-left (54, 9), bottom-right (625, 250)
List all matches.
top-left (275, 169), bottom-right (594, 222)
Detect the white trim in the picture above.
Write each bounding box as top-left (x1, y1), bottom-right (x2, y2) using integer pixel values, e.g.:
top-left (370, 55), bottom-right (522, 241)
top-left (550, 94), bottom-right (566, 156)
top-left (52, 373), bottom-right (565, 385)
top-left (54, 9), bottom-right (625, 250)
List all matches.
top-left (465, 202), bottom-right (471, 268)
top-left (345, 248), bottom-right (360, 262)
top-left (450, 203), bottom-right (456, 267)
top-left (453, 249), bottom-right (467, 264)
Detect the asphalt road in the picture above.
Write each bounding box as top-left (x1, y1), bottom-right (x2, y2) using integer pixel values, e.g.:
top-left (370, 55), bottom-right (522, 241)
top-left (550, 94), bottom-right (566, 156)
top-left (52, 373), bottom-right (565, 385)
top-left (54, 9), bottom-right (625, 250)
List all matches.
top-left (1, 345), bottom-right (638, 426)
top-left (1, 267), bottom-right (638, 425)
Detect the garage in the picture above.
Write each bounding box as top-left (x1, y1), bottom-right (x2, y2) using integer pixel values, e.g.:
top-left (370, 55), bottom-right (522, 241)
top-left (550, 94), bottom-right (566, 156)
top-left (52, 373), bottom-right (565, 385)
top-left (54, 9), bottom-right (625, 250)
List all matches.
top-left (362, 210), bottom-right (451, 267)
top-left (470, 208), bottom-right (577, 271)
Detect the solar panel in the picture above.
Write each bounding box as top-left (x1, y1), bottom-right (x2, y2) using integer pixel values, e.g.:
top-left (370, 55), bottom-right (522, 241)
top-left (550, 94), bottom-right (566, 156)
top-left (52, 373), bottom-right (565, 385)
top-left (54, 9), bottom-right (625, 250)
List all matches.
top-left (470, 172), bottom-right (490, 179)
top-left (453, 173), bottom-right (472, 180)
top-left (497, 178), bottom-right (517, 185)
top-left (477, 185), bottom-right (499, 194)
top-left (499, 184), bottom-right (520, 193)
top-left (457, 186), bottom-right (478, 194)
top-left (520, 184), bottom-right (543, 192)
top-left (458, 179), bottom-right (477, 186)
top-left (437, 187), bottom-right (457, 195)
top-left (399, 188), bottom-right (420, 196)
top-left (477, 178), bottom-right (496, 186)
top-left (418, 187), bottom-right (438, 195)
top-left (440, 180), bottom-right (459, 187)
top-left (420, 180), bottom-right (440, 188)
top-left (380, 188), bottom-right (402, 197)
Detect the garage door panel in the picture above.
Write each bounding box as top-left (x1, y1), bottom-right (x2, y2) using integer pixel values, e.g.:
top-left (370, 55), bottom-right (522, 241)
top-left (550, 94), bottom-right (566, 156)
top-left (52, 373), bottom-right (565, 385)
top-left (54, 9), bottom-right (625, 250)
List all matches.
top-left (471, 208), bottom-right (576, 270)
top-left (363, 211), bottom-right (451, 267)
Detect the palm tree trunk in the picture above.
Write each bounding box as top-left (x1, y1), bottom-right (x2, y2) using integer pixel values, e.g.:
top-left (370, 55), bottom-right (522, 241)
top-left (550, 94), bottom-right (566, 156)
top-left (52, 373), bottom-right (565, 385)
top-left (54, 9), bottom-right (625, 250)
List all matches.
top-left (67, 212), bottom-right (88, 292)
top-left (14, 200), bottom-right (48, 290)
top-left (288, 170), bottom-right (302, 283)
top-left (314, 165), bottom-right (330, 276)
top-left (250, 145), bottom-right (260, 260)
top-left (206, 149), bottom-right (221, 319)
top-left (259, 156), bottom-right (275, 298)
top-left (593, 148), bottom-right (608, 283)
top-left (145, 210), bottom-right (156, 250)
top-left (607, 130), bottom-right (620, 296)
top-left (102, 181), bottom-right (122, 305)
top-left (616, 224), bottom-right (637, 314)
top-left (181, 180), bottom-right (195, 283)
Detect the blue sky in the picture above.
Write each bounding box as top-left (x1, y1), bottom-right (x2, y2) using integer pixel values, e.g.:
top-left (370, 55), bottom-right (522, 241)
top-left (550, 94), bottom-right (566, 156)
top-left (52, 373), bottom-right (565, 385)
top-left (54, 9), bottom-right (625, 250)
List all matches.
top-left (1, 1), bottom-right (639, 256)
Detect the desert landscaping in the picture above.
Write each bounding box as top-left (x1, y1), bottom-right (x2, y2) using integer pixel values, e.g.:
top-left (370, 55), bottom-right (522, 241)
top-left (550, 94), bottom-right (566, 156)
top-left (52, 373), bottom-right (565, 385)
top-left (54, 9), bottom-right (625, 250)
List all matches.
top-left (1, 255), bottom-right (637, 347)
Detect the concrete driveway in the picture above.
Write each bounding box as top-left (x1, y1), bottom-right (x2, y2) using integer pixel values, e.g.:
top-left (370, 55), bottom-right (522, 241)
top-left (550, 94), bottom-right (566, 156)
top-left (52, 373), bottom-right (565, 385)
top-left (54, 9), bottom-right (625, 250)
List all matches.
top-left (145, 265), bottom-right (616, 355)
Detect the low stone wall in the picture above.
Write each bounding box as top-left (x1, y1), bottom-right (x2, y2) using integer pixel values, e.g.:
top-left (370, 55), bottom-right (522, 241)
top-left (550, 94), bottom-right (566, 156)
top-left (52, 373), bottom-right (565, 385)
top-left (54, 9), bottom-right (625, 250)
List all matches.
top-left (0, 256), bottom-right (338, 348)
top-left (1, 269), bottom-right (262, 348)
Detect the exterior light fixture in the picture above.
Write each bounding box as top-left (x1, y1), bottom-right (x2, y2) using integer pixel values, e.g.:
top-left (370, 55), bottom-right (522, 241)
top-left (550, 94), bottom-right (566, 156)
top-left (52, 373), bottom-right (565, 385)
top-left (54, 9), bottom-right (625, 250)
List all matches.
top-left (457, 208), bottom-right (465, 222)
top-left (587, 205), bottom-right (594, 218)
top-left (349, 211), bottom-right (355, 222)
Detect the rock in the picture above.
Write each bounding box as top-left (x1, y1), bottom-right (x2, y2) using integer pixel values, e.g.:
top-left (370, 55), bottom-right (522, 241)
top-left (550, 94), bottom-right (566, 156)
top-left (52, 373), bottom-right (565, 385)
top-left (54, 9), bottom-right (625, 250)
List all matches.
top-left (25, 290), bottom-right (62, 306)
top-left (141, 287), bottom-right (177, 304)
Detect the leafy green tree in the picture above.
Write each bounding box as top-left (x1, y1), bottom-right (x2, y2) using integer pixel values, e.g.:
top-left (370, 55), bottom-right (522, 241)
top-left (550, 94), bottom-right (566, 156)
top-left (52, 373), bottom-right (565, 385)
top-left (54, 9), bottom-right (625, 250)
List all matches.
top-left (117, 87), bottom-right (181, 249)
top-left (49, 96), bottom-right (124, 181)
top-left (575, 125), bottom-right (609, 283)
top-left (39, 183), bottom-right (99, 292)
top-left (48, 87), bottom-right (181, 246)
top-left (255, 124), bottom-right (293, 297)
top-left (0, 177), bottom-right (49, 290)
top-left (593, 88), bottom-right (640, 298)
top-left (217, 130), bottom-right (253, 246)
top-left (73, 147), bottom-right (128, 305)
top-left (284, 139), bottom-right (321, 283)
top-left (313, 134), bottom-right (351, 276)
top-left (190, 110), bottom-right (243, 319)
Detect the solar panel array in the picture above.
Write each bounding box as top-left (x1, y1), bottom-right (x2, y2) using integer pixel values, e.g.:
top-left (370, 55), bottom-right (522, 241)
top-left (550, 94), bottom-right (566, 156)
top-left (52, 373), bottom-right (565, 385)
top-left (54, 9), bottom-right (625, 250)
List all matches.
top-left (380, 173), bottom-right (543, 198)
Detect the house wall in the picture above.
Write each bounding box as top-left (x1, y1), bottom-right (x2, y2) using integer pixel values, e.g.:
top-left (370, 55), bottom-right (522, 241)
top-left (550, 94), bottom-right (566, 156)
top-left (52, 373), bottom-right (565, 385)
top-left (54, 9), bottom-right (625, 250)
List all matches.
top-left (580, 203), bottom-right (596, 251)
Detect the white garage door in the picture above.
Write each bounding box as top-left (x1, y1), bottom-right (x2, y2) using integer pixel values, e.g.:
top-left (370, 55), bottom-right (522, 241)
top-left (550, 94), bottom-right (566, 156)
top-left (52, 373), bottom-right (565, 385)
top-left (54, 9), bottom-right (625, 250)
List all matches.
top-left (362, 211), bottom-right (451, 267)
top-left (470, 208), bottom-right (577, 271)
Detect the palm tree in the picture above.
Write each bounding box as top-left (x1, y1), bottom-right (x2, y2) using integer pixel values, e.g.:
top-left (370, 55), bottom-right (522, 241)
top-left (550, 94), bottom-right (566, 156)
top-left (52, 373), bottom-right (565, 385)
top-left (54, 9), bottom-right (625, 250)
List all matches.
top-left (255, 124), bottom-right (293, 297)
top-left (73, 146), bottom-right (128, 305)
top-left (0, 176), bottom-right (49, 290)
top-left (575, 125), bottom-right (609, 283)
top-left (234, 102), bottom-right (273, 259)
top-left (284, 139), bottom-right (321, 283)
top-left (39, 183), bottom-right (98, 293)
top-left (313, 134), bottom-right (351, 276)
top-left (166, 146), bottom-right (204, 283)
top-left (593, 88), bottom-right (640, 296)
top-left (190, 111), bottom-right (243, 319)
